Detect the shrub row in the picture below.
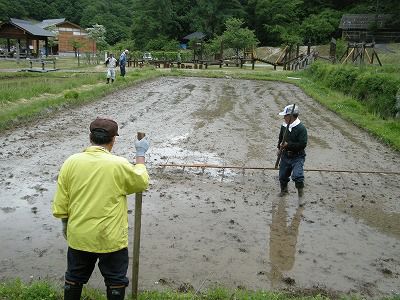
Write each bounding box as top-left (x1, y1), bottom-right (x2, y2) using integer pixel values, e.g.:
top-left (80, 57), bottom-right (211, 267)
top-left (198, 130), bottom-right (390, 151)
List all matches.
top-left (307, 62), bottom-right (400, 118)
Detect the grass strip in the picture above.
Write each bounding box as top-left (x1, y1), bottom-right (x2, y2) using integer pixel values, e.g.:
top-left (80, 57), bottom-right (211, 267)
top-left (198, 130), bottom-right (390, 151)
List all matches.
top-left (4, 278), bottom-right (398, 300)
top-left (0, 69), bottom-right (161, 131)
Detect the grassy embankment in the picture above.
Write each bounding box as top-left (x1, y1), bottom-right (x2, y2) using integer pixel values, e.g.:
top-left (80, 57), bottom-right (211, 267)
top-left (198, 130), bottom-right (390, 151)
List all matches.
top-left (0, 68), bottom-right (161, 131)
top-left (0, 278), bottom-right (379, 300)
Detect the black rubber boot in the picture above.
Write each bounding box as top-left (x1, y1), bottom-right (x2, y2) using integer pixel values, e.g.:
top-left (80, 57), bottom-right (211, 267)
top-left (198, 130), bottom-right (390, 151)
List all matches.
top-left (111, 79), bottom-right (114, 83)
top-left (106, 78), bottom-right (110, 84)
top-left (278, 182), bottom-right (288, 197)
top-left (107, 286), bottom-right (126, 300)
top-left (295, 181), bottom-right (304, 191)
top-left (64, 282), bottom-right (83, 300)
top-left (295, 181), bottom-right (305, 206)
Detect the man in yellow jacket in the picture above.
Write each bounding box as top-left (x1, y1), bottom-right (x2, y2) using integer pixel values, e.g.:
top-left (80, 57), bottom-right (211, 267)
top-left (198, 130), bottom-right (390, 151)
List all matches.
top-left (53, 117), bottom-right (149, 300)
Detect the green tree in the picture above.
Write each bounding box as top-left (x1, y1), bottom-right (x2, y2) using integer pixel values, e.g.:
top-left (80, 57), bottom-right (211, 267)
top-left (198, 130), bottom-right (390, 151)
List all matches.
top-left (248, 0), bottom-right (303, 45)
top-left (0, 0), bottom-right (27, 21)
top-left (145, 36), bottom-right (179, 51)
top-left (188, 0), bottom-right (246, 37)
top-left (222, 18), bottom-right (259, 62)
top-left (86, 24), bottom-right (108, 52)
top-left (204, 35), bottom-right (224, 59)
top-left (131, 0), bottom-right (179, 49)
top-left (300, 9), bottom-right (341, 44)
top-left (69, 38), bottom-right (84, 66)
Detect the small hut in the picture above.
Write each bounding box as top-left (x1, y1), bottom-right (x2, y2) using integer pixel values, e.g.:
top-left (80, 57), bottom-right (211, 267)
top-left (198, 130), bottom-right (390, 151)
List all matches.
top-left (181, 31), bottom-right (206, 61)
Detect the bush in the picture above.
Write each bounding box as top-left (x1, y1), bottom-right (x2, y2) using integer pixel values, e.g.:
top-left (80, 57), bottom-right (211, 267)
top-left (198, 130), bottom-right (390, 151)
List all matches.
top-left (352, 72), bottom-right (399, 116)
top-left (326, 66), bottom-right (359, 93)
top-left (307, 62), bottom-right (400, 118)
top-left (64, 90), bottom-right (79, 100)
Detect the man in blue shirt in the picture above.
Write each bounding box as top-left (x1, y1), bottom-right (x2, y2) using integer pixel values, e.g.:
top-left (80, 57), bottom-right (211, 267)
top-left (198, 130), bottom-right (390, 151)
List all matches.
top-left (119, 50), bottom-right (129, 77)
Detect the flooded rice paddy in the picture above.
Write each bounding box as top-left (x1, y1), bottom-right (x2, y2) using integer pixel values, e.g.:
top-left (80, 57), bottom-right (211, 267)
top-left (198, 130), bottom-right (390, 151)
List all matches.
top-left (0, 77), bottom-right (399, 298)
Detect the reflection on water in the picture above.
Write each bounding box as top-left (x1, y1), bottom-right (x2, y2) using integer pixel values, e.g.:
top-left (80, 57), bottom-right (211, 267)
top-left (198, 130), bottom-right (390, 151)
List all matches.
top-left (269, 199), bottom-right (304, 286)
top-left (149, 134), bottom-right (237, 180)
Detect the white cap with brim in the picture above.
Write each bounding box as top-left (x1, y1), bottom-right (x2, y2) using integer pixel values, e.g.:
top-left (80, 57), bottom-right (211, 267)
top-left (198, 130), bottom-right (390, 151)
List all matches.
top-left (278, 104), bottom-right (299, 116)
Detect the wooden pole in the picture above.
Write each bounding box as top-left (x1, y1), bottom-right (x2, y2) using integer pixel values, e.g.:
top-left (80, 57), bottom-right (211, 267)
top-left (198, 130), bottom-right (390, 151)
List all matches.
top-left (132, 132), bottom-right (145, 300)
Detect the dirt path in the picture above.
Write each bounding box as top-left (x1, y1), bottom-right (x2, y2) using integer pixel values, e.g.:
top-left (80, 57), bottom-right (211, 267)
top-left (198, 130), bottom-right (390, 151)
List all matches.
top-left (0, 77), bottom-right (399, 297)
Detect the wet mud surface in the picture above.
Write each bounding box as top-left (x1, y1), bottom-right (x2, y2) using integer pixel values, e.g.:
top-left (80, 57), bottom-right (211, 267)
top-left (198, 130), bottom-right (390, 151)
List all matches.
top-left (0, 77), bottom-right (399, 298)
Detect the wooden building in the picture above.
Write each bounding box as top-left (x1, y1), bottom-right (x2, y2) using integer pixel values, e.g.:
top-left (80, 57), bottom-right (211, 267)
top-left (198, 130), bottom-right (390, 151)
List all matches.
top-left (37, 18), bottom-right (96, 56)
top-left (339, 14), bottom-right (400, 43)
top-left (0, 18), bottom-right (96, 57)
top-left (0, 18), bottom-right (54, 57)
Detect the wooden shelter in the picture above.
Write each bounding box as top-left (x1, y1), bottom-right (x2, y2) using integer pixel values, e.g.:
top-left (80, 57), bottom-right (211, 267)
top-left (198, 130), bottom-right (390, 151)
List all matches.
top-left (339, 14), bottom-right (400, 43)
top-left (0, 18), bottom-right (55, 57)
top-left (37, 19), bottom-right (96, 56)
top-left (0, 18), bottom-right (96, 57)
top-left (182, 31), bottom-right (206, 61)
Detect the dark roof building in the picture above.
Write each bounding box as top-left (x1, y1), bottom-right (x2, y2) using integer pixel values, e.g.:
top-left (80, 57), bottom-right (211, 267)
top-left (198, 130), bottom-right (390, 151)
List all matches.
top-left (3, 18), bottom-right (55, 38)
top-left (37, 18), bottom-right (66, 28)
top-left (182, 31), bottom-right (206, 41)
top-left (0, 18), bottom-right (55, 56)
top-left (339, 14), bottom-right (400, 43)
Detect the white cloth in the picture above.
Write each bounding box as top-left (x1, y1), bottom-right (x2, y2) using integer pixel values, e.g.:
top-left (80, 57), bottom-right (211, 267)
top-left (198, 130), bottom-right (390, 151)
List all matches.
top-left (282, 118), bottom-right (301, 132)
top-left (106, 57), bottom-right (117, 80)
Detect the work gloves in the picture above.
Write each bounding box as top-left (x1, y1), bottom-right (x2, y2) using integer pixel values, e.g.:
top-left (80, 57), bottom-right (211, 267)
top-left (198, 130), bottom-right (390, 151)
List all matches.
top-left (135, 137), bottom-right (149, 157)
top-left (61, 218), bottom-right (68, 240)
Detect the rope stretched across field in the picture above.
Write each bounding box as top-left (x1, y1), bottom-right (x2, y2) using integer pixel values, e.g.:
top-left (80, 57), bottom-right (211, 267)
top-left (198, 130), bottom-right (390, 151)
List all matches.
top-left (156, 163), bottom-right (400, 175)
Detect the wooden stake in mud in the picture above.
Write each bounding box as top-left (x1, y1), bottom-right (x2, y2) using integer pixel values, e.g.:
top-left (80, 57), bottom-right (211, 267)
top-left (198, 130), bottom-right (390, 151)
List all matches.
top-left (132, 132), bottom-right (145, 300)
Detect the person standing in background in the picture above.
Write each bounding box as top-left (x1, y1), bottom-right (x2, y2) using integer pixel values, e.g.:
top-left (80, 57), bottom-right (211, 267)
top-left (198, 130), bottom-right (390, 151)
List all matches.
top-left (119, 49), bottom-right (129, 77)
top-left (105, 53), bottom-right (118, 84)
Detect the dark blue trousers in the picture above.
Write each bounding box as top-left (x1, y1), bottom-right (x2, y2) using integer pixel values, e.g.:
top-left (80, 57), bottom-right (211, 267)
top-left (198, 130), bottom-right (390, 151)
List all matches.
top-left (279, 152), bottom-right (305, 186)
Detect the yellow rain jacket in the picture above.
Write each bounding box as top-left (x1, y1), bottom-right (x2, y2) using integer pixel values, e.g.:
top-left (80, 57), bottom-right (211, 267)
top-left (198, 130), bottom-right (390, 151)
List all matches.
top-left (52, 146), bottom-right (149, 253)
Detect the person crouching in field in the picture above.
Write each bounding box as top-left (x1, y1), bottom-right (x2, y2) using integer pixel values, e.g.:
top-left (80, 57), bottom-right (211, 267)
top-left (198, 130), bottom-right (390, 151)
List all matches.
top-left (105, 53), bottom-right (118, 84)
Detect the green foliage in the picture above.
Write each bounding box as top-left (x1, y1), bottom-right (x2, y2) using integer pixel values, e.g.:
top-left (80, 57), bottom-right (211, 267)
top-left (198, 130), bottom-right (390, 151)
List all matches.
top-left (307, 62), bottom-right (400, 118)
top-left (1, 0), bottom-right (398, 47)
top-left (352, 72), bottom-right (399, 116)
top-left (187, 0), bottom-right (246, 37)
top-left (335, 38), bottom-right (347, 60)
top-left (250, 0), bottom-right (303, 46)
top-left (0, 279), bottom-right (60, 300)
top-left (300, 9), bottom-right (341, 44)
top-left (222, 18), bottom-right (259, 51)
top-left (131, 0), bottom-right (179, 50)
top-left (112, 40), bottom-right (136, 53)
top-left (204, 35), bottom-right (224, 58)
top-left (145, 36), bottom-right (180, 51)
top-left (64, 90), bottom-right (79, 100)
top-left (0, 69), bottom-right (161, 131)
top-left (86, 24), bottom-right (108, 51)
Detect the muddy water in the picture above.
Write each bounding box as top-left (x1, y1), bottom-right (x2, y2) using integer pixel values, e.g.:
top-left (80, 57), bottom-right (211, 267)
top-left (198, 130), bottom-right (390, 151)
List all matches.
top-left (0, 77), bottom-right (399, 297)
